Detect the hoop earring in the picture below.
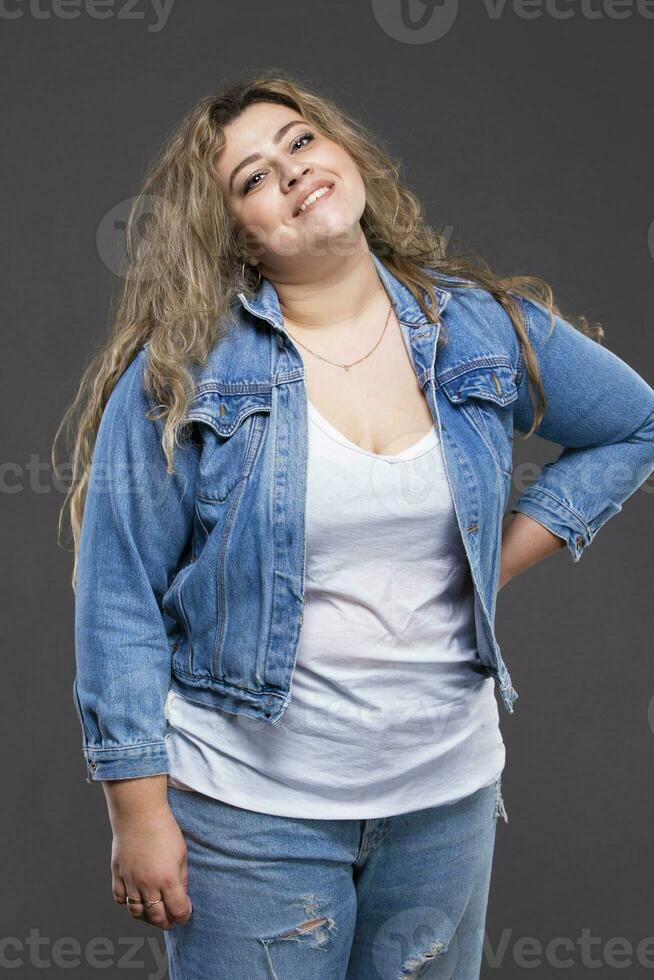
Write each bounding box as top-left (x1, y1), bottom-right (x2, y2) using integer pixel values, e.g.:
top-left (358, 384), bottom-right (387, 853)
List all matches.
top-left (241, 259), bottom-right (262, 289)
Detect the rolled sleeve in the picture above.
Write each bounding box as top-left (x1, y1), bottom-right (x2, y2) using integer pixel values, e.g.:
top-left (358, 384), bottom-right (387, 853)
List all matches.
top-left (511, 297), bottom-right (654, 562)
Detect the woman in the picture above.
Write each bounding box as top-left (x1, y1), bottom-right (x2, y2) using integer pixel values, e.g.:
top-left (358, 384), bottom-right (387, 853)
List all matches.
top-left (55, 70), bottom-right (654, 979)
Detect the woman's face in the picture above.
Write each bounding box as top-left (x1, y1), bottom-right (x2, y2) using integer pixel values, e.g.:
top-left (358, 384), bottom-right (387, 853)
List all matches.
top-left (214, 101), bottom-right (366, 277)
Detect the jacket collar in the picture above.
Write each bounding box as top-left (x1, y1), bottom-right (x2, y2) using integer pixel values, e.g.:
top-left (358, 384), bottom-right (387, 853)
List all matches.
top-left (236, 251), bottom-right (452, 330)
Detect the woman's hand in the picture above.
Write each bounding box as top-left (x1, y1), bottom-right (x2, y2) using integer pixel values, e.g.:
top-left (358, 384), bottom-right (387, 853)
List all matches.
top-left (103, 776), bottom-right (193, 931)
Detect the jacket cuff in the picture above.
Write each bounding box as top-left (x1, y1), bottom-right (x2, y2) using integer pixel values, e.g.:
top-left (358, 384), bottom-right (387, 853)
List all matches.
top-left (82, 740), bottom-right (169, 783)
top-left (511, 487), bottom-right (591, 563)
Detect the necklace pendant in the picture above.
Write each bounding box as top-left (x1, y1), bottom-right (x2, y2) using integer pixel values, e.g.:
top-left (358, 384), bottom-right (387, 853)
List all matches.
top-left (343, 364), bottom-right (350, 372)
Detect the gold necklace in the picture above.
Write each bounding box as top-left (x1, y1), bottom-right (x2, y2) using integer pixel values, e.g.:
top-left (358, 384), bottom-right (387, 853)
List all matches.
top-left (283, 284), bottom-right (393, 373)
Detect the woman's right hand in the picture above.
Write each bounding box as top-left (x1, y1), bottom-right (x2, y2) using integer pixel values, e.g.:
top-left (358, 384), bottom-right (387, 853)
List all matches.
top-left (103, 775), bottom-right (193, 931)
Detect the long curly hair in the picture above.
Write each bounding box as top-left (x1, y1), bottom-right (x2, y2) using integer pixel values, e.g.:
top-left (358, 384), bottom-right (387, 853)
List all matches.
top-left (52, 68), bottom-right (603, 587)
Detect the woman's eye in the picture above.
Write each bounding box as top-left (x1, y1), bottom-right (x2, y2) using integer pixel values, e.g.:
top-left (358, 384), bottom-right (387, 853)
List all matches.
top-left (243, 131), bottom-right (315, 193)
top-left (292, 131), bottom-right (315, 151)
top-left (243, 172), bottom-right (264, 193)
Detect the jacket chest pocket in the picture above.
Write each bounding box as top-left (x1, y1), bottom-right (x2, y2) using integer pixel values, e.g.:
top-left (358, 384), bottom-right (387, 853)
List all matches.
top-left (438, 361), bottom-right (519, 477)
top-left (185, 389), bottom-right (272, 503)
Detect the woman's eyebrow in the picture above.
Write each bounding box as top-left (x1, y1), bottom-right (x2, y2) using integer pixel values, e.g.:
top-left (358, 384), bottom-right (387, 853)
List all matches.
top-left (228, 119), bottom-right (307, 192)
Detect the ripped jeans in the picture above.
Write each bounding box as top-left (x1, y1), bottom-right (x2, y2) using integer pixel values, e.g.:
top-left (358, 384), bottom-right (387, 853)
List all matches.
top-left (164, 776), bottom-right (508, 979)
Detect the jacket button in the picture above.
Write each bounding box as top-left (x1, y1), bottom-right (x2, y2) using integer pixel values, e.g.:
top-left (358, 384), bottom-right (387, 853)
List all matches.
top-left (172, 643), bottom-right (179, 653)
top-left (576, 535), bottom-right (584, 549)
top-left (89, 761), bottom-right (97, 771)
top-left (277, 334), bottom-right (284, 349)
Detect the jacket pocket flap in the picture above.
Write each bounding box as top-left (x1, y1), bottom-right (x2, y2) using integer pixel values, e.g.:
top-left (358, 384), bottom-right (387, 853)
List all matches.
top-left (439, 361), bottom-right (518, 407)
top-left (184, 389), bottom-right (272, 438)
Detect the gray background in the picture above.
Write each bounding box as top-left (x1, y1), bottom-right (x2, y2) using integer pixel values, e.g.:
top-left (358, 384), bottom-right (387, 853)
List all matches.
top-left (3, 1), bottom-right (654, 977)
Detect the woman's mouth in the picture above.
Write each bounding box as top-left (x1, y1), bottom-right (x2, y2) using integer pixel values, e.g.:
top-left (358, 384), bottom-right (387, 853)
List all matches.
top-left (294, 183), bottom-right (336, 218)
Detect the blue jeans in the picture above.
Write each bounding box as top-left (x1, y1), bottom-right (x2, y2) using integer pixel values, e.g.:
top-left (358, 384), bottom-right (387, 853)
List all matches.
top-left (164, 777), bottom-right (508, 979)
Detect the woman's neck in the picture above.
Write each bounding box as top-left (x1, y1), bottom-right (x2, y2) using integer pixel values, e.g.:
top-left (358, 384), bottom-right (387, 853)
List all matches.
top-left (267, 248), bottom-right (388, 338)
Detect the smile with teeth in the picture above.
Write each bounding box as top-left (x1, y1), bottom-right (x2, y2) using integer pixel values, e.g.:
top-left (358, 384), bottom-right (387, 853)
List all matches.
top-left (296, 184), bottom-right (334, 216)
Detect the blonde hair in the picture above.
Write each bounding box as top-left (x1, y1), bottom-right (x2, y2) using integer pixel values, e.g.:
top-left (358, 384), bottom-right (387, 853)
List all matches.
top-left (52, 68), bottom-right (604, 587)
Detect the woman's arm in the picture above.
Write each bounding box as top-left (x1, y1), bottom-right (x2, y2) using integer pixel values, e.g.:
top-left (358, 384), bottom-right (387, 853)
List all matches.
top-left (498, 511), bottom-right (565, 590)
top-left (73, 346), bottom-right (199, 929)
top-left (508, 296), bottom-right (654, 563)
top-left (73, 347), bottom-right (199, 784)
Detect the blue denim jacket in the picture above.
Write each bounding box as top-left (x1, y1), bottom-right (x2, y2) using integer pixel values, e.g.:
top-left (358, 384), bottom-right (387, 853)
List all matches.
top-left (73, 252), bottom-right (654, 782)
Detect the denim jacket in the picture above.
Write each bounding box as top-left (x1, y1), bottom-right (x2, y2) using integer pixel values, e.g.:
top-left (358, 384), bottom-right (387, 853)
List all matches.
top-left (73, 252), bottom-right (654, 782)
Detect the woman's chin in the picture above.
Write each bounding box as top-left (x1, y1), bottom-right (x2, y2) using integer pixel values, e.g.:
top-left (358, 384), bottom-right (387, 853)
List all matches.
top-left (296, 217), bottom-right (361, 253)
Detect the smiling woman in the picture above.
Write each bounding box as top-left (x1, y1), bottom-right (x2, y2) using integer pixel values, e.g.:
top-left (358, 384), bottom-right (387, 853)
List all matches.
top-left (213, 100), bottom-right (370, 288)
top-left (54, 69), bottom-right (654, 980)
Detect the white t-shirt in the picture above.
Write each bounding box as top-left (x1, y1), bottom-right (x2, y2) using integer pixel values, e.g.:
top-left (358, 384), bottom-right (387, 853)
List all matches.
top-left (165, 400), bottom-right (505, 819)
